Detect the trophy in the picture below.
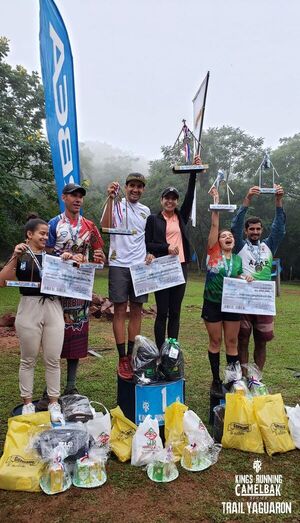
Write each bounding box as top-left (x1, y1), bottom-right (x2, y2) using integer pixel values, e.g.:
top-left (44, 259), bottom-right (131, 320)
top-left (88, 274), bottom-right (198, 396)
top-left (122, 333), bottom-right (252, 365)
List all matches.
top-left (172, 119), bottom-right (208, 174)
top-left (100, 183), bottom-right (136, 236)
top-left (6, 245), bottom-right (42, 288)
top-left (255, 153), bottom-right (279, 194)
top-left (209, 170), bottom-right (237, 212)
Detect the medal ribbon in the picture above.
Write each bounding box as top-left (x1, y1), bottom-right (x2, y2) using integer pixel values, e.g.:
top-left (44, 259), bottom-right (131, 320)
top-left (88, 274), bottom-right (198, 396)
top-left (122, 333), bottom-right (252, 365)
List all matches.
top-left (246, 239), bottom-right (262, 268)
top-left (64, 213), bottom-right (82, 244)
top-left (222, 253), bottom-right (233, 277)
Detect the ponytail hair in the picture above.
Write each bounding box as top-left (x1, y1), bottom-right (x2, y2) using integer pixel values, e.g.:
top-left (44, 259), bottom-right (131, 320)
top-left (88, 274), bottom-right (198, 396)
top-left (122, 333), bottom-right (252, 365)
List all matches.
top-left (24, 213), bottom-right (48, 239)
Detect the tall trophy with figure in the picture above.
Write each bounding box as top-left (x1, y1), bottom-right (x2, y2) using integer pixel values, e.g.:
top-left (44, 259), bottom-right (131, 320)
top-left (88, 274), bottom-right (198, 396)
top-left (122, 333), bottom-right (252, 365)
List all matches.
top-left (172, 72), bottom-right (210, 226)
top-left (208, 169), bottom-right (237, 212)
top-left (100, 183), bottom-right (137, 235)
top-left (255, 152), bottom-right (279, 194)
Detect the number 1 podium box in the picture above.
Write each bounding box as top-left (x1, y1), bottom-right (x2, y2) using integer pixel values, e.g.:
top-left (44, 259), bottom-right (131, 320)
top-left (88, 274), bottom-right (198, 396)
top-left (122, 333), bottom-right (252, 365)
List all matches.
top-left (117, 376), bottom-right (185, 426)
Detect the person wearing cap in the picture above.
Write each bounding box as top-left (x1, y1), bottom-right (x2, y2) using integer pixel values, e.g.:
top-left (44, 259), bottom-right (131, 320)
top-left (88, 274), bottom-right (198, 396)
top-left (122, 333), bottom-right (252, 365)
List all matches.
top-left (43, 183), bottom-right (105, 396)
top-left (145, 155), bottom-right (201, 350)
top-left (102, 173), bottom-right (152, 380)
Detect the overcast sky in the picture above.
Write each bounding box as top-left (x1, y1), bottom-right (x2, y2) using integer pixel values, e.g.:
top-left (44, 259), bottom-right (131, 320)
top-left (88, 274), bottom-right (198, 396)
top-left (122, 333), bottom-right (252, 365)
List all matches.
top-left (2, 0), bottom-right (300, 160)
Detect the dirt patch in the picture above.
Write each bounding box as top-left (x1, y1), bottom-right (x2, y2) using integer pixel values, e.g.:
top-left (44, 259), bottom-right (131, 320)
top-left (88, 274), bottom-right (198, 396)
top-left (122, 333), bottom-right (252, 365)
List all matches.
top-left (0, 327), bottom-right (19, 351)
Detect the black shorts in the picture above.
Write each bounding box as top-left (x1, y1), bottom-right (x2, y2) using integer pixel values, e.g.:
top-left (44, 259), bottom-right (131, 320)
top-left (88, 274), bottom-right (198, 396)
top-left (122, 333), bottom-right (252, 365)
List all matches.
top-left (201, 299), bottom-right (241, 323)
top-left (109, 266), bottom-right (148, 304)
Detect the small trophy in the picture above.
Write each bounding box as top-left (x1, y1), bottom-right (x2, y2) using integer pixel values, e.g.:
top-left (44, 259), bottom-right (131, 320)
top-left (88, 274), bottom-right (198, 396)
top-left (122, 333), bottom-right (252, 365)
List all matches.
top-left (255, 153), bottom-right (278, 194)
top-left (209, 170), bottom-right (237, 212)
top-left (100, 183), bottom-right (136, 236)
top-left (172, 120), bottom-right (208, 174)
top-left (6, 245), bottom-right (41, 288)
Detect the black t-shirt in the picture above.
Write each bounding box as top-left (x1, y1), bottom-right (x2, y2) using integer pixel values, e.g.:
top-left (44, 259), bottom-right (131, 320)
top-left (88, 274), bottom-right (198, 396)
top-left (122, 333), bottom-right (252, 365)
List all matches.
top-left (16, 254), bottom-right (44, 296)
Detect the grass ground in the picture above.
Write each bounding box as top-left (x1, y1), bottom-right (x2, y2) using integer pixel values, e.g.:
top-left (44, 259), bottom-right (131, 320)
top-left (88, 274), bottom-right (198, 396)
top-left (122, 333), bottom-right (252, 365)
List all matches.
top-left (0, 269), bottom-right (299, 522)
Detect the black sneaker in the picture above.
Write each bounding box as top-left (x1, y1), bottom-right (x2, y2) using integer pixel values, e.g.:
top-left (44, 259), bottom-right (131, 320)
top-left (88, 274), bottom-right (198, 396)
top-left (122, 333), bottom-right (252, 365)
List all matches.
top-left (63, 386), bottom-right (79, 396)
top-left (210, 380), bottom-right (224, 398)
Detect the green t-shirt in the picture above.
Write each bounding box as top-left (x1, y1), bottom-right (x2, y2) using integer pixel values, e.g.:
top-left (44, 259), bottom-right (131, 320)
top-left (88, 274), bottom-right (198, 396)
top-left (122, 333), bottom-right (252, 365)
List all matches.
top-left (204, 242), bottom-right (243, 303)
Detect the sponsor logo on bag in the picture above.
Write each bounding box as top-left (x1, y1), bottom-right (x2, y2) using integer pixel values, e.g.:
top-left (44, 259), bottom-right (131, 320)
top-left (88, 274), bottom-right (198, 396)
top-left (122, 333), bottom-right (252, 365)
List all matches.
top-left (144, 427), bottom-right (157, 448)
top-left (6, 455), bottom-right (39, 467)
top-left (228, 423), bottom-right (252, 435)
top-left (97, 432), bottom-right (110, 446)
top-left (270, 423), bottom-right (287, 435)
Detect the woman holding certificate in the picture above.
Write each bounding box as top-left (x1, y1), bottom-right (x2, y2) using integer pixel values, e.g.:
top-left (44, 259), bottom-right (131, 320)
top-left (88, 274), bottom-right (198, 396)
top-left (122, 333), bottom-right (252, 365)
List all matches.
top-left (145, 156), bottom-right (201, 350)
top-left (202, 188), bottom-right (252, 396)
top-left (0, 215), bottom-right (65, 422)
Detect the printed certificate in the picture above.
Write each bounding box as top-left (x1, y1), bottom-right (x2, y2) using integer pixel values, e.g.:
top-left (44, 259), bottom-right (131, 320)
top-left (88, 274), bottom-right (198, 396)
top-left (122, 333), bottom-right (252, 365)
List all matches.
top-left (130, 255), bottom-right (185, 297)
top-left (221, 277), bottom-right (276, 316)
top-left (41, 254), bottom-right (95, 300)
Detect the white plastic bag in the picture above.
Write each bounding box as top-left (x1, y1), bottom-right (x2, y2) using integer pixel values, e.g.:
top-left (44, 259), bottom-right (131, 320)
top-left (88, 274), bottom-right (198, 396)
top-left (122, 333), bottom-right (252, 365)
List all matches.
top-left (183, 410), bottom-right (214, 450)
top-left (86, 402), bottom-right (111, 449)
top-left (131, 415), bottom-right (163, 466)
top-left (285, 404), bottom-right (300, 449)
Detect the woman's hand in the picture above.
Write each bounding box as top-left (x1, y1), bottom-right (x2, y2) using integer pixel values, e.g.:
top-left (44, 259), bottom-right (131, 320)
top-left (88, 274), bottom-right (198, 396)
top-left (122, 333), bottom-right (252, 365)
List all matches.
top-left (13, 243), bottom-right (28, 257)
top-left (60, 252), bottom-right (73, 261)
top-left (168, 245), bottom-right (179, 255)
top-left (145, 253), bottom-right (155, 265)
top-left (244, 274), bottom-right (254, 282)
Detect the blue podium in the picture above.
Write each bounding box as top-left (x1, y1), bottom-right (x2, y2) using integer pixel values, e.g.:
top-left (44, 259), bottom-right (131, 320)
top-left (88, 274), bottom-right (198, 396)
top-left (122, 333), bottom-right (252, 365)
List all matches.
top-left (117, 376), bottom-right (185, 426)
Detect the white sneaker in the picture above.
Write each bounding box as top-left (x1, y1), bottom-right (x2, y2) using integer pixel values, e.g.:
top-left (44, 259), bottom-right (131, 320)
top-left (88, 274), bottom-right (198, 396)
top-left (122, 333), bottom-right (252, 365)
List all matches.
top-left (22, 402), bottom-right (36, 415)
top-left (48, 402), bottom-right (64, 424)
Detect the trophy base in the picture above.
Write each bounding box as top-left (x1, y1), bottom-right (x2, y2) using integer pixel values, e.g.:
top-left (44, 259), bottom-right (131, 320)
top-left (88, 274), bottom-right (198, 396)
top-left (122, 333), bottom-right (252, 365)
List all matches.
top-left (209, 204), bottom-right (237, 213)
top-left (101, 227), bottom-right (136, 235)
top-left (172, 164), bottom-right (208, 174)
top-left (6, 281), bottom-right (41, 288)
top-left (259, 187), bottom-right (276, 194)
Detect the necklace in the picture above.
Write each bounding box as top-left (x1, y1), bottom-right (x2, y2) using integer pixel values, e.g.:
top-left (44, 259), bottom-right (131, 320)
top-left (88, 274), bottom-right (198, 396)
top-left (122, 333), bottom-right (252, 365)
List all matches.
top-left (246, 239), bottom-right (263, 272)
top-left (222, 252), bottom-right (233, 277)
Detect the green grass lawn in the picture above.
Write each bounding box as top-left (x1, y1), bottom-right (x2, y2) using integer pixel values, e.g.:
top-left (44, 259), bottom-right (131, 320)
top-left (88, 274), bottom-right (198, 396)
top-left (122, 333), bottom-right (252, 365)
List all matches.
top-left (0, 269), bottom-right (299, 522)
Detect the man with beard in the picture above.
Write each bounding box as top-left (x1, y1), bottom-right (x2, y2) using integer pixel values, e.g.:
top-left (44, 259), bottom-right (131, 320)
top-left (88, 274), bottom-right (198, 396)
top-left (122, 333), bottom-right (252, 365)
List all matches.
top-left (231, 184), bottom-right (285, 370)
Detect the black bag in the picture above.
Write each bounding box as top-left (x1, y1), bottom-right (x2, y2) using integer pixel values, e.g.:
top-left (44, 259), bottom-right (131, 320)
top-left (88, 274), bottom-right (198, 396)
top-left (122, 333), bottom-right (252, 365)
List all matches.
top-left (159, 338), bottom-right (184, 381)
top-left (60, 394), bottom-right (94, 422)
top-left (132, 335), bottom-right (159, 384)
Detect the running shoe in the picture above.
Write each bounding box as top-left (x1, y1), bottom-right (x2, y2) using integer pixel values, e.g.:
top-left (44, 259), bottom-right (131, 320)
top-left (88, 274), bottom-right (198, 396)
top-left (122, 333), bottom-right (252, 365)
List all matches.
top-left (48, 402), bottom-right (65, 424)
top-left (22, 402), bottom-right (36, 415)
top-left (118, 356), bottom-right (133, 380)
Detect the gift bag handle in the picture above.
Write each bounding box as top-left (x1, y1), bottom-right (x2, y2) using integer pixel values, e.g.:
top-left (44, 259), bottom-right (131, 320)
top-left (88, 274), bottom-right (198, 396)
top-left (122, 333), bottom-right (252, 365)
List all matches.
top-left (90, 401), bottom-right (109, 415)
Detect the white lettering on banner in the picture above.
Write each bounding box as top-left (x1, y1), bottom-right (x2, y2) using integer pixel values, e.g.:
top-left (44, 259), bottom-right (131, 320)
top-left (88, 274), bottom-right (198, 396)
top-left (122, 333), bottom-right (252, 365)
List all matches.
top-left (49, 23), bottom-right (74, 183)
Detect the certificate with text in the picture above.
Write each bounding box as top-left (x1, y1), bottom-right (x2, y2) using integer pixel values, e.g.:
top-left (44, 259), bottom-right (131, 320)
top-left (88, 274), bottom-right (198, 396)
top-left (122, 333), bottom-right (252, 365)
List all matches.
top-left (41, 254), bottom-right (95, 301)
top-left (221, 278), bottom-right (276, 316)
top-left (130, 255), bottom-right (185, 297)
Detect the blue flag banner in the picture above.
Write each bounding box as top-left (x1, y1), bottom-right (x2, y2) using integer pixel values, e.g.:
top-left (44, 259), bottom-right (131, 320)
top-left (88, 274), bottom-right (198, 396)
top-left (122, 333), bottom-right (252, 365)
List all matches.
top-left (39, 0), bottom-right (80, 211)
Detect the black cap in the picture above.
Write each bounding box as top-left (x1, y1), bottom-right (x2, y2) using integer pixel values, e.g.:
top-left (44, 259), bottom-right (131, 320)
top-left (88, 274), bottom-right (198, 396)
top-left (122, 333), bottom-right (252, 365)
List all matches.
top-left (62, 183), bottom-right (86, 196)
top-left (161, 186), bottom-right (179, 198)
top-left (125, 173), bottom-right (146, 186)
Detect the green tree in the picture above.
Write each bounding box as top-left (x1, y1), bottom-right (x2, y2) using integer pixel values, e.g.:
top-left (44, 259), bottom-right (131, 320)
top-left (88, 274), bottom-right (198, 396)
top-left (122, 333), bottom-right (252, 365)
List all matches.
top-left (0, 37), bottom-right (57, 255)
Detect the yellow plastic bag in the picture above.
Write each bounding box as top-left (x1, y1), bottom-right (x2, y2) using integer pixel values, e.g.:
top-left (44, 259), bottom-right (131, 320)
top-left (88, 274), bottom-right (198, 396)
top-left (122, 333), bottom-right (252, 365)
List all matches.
top-left (164, 401), bottom-right (188, 461)
top-left (253, 394), bottom-right (295, 456)
top-left (110, 406), bottom-right (137, 462)
top-left (0, 411), bottom-right (51, 492)
top-left (222, 393), bottom-right (264, 453)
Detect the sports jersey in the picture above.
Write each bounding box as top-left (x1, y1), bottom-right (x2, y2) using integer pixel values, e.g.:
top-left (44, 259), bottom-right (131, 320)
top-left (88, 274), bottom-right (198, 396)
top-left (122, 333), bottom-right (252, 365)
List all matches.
top-left (204, 242), bottom-right (243, 303)
top-left (109, 198), bottom-right (150, 267)
top-left (231, 206), bottom-right (286, 281)
top-left (47, 213), bottom-right (103, 256)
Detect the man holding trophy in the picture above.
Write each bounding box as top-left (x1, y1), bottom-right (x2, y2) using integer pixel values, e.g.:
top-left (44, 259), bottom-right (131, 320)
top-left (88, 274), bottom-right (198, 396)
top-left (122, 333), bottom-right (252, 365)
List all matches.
top-left (231, 184), bottom-right (285, 370)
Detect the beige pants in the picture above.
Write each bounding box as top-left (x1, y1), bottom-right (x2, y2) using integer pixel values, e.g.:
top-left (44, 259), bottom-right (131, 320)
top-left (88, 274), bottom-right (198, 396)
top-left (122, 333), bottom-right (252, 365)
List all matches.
top-left (15, 296), bottom-right (65, 399)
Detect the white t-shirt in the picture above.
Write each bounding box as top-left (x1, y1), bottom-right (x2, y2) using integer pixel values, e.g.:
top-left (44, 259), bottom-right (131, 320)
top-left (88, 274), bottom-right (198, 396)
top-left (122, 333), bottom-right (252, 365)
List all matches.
top-left (108, 198), bottom-right (150, 267)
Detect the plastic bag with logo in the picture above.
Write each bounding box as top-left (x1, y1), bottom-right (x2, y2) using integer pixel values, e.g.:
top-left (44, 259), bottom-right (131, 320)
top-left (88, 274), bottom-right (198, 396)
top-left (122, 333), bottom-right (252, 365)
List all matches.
top-left (33, 422), bottom-right (90, 463)
top-left (253, 394), bottom-right (295, 455)
top-left (285, 404), bottom-right (300, 449)
top-left (131, 415), bottom-right (163, 466)
top-left (147, 446), bottom-right (178, 483)
top-left (164, 401), bottom-right (188, 461)
top-left (73, 447), bottom-right (108, 488)
top-left (221, 393), bottom-right (264, 453)
top-left (60, 394), bottom-right (94, 422)
top-left (159, 338), bottom-right (184, 381)
top-left (0, 411), bottom-right (51, 492)
top-left (86, 402), bottom-right (111, 451)
top-left (110, 406), bottom-right (137, 462)
top-left (182, 410), bottom-right (221, 471)
top-left (39, 443), bottom-right (72, 495)
top-left (132, 335), bottom-right (159, 384)
top-left (223, 362), bottom-right (249, 395)
top-left (245, 363), bottom-right (268, 396)
top-left (183, 410), bottom-right (214, 449)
